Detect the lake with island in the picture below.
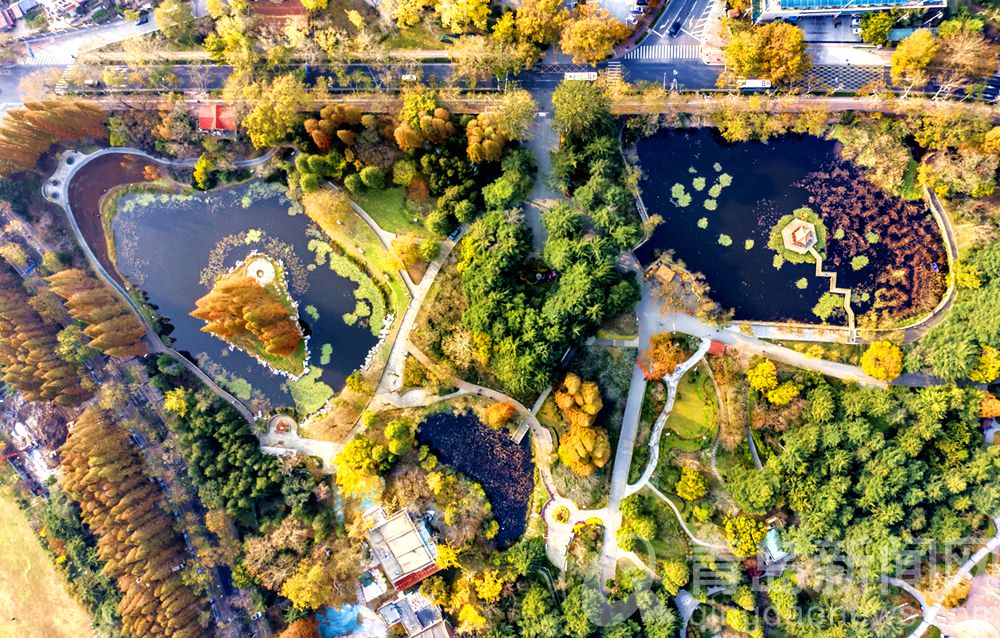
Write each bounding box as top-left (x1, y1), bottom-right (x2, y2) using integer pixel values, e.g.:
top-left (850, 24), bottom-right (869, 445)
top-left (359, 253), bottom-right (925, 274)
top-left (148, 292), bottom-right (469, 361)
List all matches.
top-left (633, 129), bottom-right (947, 325)
top-left (68, 162), bottom-right (380, 412)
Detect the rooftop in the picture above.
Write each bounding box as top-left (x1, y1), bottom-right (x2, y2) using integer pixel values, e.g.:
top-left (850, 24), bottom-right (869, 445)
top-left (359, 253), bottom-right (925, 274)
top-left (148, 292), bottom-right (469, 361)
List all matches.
top-left (377, 592), bottom-right (452, 638)
top-left (781, 218), bottom-right (817, 255)
top-left (755, 0), bottom-right (944, 21)
top-left (364, 507), bottom-right (440, 591)
top-left (197, 104), bottom-right (237, 132)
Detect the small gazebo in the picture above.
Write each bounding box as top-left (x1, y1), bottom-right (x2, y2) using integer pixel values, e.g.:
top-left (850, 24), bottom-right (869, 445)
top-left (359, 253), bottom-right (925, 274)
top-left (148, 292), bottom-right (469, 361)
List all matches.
top-left (781, 218), bottom-right (817, 255)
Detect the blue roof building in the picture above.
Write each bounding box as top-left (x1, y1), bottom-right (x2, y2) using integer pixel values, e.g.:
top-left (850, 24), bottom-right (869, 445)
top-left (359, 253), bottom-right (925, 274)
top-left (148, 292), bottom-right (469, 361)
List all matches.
top-left (754, 0), bottom-right (944, 23)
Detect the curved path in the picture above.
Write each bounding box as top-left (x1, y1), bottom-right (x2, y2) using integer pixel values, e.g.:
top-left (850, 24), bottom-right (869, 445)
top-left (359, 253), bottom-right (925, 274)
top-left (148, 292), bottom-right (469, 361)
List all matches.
top-left (46, 147), bottom-right (277, 425)
top-left (885, 516), bottom-right (1000, 638)
top-left (647, 483), bottom-right (727, 550)
top-left (624, 338), bottom-right (711, 498)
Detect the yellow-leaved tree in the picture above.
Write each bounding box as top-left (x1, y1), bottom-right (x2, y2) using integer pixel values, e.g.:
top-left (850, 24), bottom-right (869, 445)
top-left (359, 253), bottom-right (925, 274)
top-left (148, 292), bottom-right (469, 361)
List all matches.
top-left (860, 341), bottom-right (903, 382)
top-left (559, 4), bottom-right (630, 66)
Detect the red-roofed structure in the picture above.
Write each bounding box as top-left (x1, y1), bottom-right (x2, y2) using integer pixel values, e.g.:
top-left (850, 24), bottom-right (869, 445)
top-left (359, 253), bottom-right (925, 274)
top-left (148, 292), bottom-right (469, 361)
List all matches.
top-left (708, 340), bottom-right (729, 356)
top-left (391, 564), bottom-right (442, 593)
top-left (197, 104), bottom-right (237, 132)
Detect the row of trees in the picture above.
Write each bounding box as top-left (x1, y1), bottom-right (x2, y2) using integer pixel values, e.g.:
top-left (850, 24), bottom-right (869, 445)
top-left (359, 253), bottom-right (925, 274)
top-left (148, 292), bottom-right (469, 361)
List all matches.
top-left (61, 407), bottom-right (212, 638)
top-left (890, 17), bottom-right (999, 95)
top-left (0, 101), bottom-right (107, 176)
top-left (47, 268), bottom-right (147, 358)
top-left (0, 268), bottom-right (89, 405)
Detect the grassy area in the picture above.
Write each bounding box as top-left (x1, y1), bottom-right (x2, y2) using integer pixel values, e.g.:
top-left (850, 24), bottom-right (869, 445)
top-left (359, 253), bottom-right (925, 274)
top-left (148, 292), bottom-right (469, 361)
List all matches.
top-left (596, 311), bottom-right (639, 341)
top-left (664, 363), bottom-right (718, 452)
top-left (0, 474), bottom-right (93, 638)
top-left (351, 187), bottom-right (427, 236)
top-left (898, 160), bottom-right (922, 200)
top-left (382, 20), bottom-right (449, 50)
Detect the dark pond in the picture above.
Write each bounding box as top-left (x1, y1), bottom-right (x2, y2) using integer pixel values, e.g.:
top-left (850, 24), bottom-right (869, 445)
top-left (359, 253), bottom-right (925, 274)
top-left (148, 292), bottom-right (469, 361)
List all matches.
top-left (417, 410), bottom-right (533, 546)
top-left (106, 179), bottom-right (377, 410)
top-left (633, 129), bottom-right (946, 323)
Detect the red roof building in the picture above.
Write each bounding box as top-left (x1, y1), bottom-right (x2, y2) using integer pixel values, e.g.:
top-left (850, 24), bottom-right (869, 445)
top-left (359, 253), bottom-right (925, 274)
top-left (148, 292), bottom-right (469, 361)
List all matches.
top-left (708, 340), bottom-right (729, 356)
top-left (197, 104), bottom-right (237, 132)
top-left (364, 506), bottom-right (441, 592)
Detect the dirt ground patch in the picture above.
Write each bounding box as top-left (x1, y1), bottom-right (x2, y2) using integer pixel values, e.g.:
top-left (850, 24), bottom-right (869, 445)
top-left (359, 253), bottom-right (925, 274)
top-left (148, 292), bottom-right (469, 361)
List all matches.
top-left (0, 478), bottom-right (92, 638)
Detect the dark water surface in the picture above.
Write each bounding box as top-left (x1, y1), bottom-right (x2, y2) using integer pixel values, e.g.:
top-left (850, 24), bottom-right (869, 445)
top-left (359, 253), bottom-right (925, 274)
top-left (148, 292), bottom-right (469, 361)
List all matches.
top-left (634, 129), bottom-right (843, 323)
top-left (106, 180), bottom-right (376, 408)
top-left (417, 410), bottom-right (533, 546)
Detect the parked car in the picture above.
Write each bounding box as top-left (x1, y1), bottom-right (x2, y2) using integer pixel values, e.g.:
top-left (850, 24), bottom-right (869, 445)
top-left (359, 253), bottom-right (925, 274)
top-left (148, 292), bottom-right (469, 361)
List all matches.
top-left (668, 20), bottom-right (682, 36)
top-left (630, 5), bottom-right (644, 14)
top-left (626, 14), bottom-right (638, 24)
top-left (137, 14), bottom-right (148, 24)
top-left (636, 0), bottom-right (649, 6)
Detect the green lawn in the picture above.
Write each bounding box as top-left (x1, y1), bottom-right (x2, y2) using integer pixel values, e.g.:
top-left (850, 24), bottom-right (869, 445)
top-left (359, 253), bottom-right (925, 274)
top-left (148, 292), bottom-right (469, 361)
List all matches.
top-left (383, 20), bottom-right (449, 50)
top-left (0, 473), bottom-right (94, 638)
top-left (351, 187), bottom-right (427, 236)
top-left (663, 363), bottom-right (718, 452)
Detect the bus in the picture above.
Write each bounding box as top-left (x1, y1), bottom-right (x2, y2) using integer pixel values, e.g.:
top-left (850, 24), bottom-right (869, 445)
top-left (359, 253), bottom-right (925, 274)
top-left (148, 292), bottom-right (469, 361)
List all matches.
top-left (564, 72), bottom-right (599, 82)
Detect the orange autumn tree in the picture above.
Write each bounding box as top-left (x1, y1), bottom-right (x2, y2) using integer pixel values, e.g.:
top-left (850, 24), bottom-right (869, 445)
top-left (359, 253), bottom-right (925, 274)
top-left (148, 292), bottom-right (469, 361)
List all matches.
top-left (638, 333), bottom-right (688, 380)
top-left (980, 392), bottom-right (1000, 418)
top-left (0, 100), bottom-right (107, 176)
top-left (555, 373), bottom-right (611, 476)
top-left (191, 270), bottom-right (304, 374)
top-left (46, 268), bottom-right (147, 358)
top-left (485, 401), bottom-right (517, 428)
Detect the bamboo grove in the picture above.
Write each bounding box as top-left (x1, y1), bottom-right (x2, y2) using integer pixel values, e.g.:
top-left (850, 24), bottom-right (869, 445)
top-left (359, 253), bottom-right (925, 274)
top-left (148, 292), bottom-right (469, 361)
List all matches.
top-left (61, 407), bottom-right (212, 638)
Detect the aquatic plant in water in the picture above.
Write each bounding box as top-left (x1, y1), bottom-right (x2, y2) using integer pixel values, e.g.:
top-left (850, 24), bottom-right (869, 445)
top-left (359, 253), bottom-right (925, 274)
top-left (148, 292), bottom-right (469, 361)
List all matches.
top-left (244, 229), bottom-right (263, 244)
top-left (320, 343), bottom-right (333, 365)
top-left (708, 184), bottom-right (723, 199)
top-left (305, 305), bottom-right (320, 321)
top-left (718, 234), bottom-right (732, 247)
top-left (308, 240), bottom-right (387, 336)
top-left (864, 231), bottom-right (880, 244)
top-left (795, 278), bottom-right (808, 289)
top-left (834, 228), bottom-right (845, 240)
top-left (704, 200), bottom-right (717, 211)
top-left (718, 173), bottom-right (732, 187)
top-left (287, 367), bottom-right (334, 415)
top-left (671, 183), bottom-right (692, 207)
top-left (693, 177), bottom-right (706, 192)
top-left (744, 240), bottom-right (755, 250)
top-left (851, 256), bottom-right (869, 270)
top-left (697, 217), bottom-right (709, 229)
top-left (773, 255), bottom-right (784, 270)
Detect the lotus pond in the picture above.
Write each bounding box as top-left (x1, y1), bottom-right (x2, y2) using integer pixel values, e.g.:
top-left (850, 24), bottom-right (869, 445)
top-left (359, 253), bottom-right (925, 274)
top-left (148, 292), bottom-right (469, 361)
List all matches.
top-left (634, 129), bottom-right (947, 325)
top-left (417, 410), bottom-right (533, 546)
top-left (106, 179), bottom-right (384, 412)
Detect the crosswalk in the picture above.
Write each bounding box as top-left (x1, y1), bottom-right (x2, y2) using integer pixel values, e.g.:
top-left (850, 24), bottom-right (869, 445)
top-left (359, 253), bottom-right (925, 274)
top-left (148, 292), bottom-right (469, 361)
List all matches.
top-left (623, 44), bottom-right (701, 61)
top-left (24, 50), bottom-right (75, 66)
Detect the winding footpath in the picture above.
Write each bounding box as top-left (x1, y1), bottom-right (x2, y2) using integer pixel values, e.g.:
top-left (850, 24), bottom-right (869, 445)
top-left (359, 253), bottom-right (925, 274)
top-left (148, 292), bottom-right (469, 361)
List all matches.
top-left (885, 516), bottom-right (1000, 638)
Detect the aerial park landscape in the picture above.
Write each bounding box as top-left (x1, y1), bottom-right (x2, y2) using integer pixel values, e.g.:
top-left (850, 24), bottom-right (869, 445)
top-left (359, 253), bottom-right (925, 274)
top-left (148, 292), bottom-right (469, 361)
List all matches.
top-left (0, 0), bottom-right (998, 635)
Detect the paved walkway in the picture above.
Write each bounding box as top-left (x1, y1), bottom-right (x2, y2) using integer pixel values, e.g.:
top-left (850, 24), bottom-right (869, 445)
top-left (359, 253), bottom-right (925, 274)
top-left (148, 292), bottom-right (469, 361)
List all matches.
top-left (523, 104), bottom-right (559, 254)
top-left (625, 338), bottom-right (711, 498)
top-left (258, 416), bottom-right (339, 471)
top-left (887, 517), bottom-right (1000, 638)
